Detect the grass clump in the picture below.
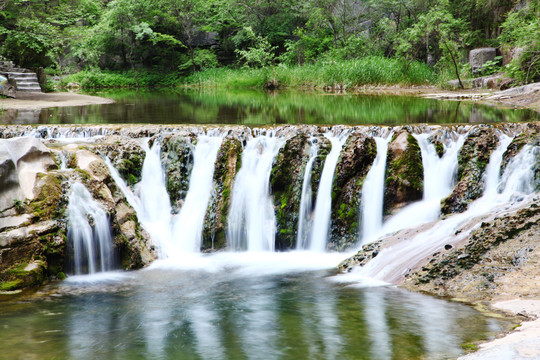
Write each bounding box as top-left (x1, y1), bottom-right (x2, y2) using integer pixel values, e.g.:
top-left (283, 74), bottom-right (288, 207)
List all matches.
top-left (58, 69), bottom-right (182, 89)
top-left (184, 56), bottom-right (436, 89)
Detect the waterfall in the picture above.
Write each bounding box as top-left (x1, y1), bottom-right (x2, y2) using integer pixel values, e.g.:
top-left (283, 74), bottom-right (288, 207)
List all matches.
top-left (171, 135), bottom-right (223, 254)
top-left (106, 135), bottom-right (224, 257)
top-left (227, 133), bottom-right (284, 252)
top-left (359, 134), bottom-right (392, 244)
top-left (481, 134), bottom-right (514, 200)
top-left (309, 131), bottom-right (349, 252)
top-left (415, 133), bottom-right (465, 201)
top-left (373, 132), bottom-right (465, 239)
top-left (499, 144), bottom-right (538, 197)
top-left (67, 182), bottom-right (115, 275)
top-left (296, 139), bottom-right (318, 250)
top-left (133, 140), bottom-right (174, 257)
top-left (348, 139), bottom-right (537, 284)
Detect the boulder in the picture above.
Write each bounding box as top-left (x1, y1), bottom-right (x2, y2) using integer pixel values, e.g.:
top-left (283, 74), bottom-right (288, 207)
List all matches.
top-left (0, 137), bottom-right (56, 212)
top-left (469, 47), bottom-right (497, 73)
top-left (0, 75), bottom-right (16, 98)
top-left (384, 131), bottom-right (423, 214)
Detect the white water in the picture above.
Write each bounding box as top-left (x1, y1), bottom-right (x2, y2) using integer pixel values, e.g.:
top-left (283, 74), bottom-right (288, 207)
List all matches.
top-left (359, 134), bottom-right (392, 244)
top-left (296, 139), bottom-right (318, 250)
top-left (372, 132), bottom-right (465, 240)
top-left (309, 131), bottom-right (349, 252)
top-left (171, 136), bottom-right (223, 254)
top-left (134, 141), bottom-right (174, 257)
top-left (227, 134), bottom-right (284, 252)
top-left (338, 138), bottom-right (536, 285)
top-left (67, 182), bottom-right (114, 275)
top-left (106, 136), bottom-right (225, 257)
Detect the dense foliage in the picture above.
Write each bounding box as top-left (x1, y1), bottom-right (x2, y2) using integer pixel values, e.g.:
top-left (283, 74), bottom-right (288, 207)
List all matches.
top-left (0, 0), bottom-right (538, 87)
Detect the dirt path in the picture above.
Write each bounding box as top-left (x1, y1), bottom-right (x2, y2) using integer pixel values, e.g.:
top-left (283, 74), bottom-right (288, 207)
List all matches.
top-left (0, 92), bottom-right (114, 110)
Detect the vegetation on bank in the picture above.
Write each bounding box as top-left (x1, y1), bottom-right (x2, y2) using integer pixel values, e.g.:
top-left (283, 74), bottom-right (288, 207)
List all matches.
top-left (58, 56), bottom-right (436, 89)
top-left (1, 0), bottom-right (538, 89)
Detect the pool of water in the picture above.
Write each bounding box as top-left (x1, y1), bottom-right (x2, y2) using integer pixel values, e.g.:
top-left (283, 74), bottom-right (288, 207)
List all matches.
top-left (1, 88), bottom-right (538, 125)
top-left (0, 254), bottom-right (511, 360)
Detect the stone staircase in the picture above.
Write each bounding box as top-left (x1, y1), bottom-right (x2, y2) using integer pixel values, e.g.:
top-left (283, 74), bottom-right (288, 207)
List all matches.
top-left (0, 60), bottom-right (42, 93)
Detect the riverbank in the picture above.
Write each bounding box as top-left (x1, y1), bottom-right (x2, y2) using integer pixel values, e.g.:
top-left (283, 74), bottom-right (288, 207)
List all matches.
top-left (0, 92), bottom-right (114, 110)
top-left (458, 299), bottom-right (540, 359)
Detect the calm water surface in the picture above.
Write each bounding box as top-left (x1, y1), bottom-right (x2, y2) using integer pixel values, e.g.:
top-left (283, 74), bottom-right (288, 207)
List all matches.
top-left (1, 88), bottom-right (538, 125)
top-left (0, 260), bottom-right (510, 360)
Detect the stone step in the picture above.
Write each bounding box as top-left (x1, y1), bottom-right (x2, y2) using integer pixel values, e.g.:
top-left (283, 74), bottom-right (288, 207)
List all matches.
top-left (0, 70), bottom-right (42, 92)
top-left (11, 78), bottom-right (39, 84)
top-left (9, 73), bottom-right (37, 79)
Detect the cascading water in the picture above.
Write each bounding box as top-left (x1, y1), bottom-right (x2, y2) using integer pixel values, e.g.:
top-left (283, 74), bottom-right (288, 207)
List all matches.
top-left (499, 144), bottom-right (538, 197)
top-left (67, 182), bottom-right (115, 275)
top-left (344, 137), bottom-right (537, 284)
top-left (309, 131), bottom-right (349, 252)
top-left (359, 134), bottom-right (392, 244)
top-left (106, 135), bottom-right (225, 257)
top-left (133, 140), bottom-right (174, 257)
top-left (171, 135), bottom-right (223, 254)
top-left (227, 133), bottom-right (284, 252)
top-left (372, 132), bottom-right (465, 239)
top-left (296, 139), bottom-right (318, 250)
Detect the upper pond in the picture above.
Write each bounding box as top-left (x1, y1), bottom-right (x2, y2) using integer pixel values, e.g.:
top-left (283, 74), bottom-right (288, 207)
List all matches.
top-left (1, 88), bottom-right (538, 125)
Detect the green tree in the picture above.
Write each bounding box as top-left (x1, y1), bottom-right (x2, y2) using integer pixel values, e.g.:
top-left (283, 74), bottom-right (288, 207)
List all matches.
top-left (397, 1), bottom-right (472, 88)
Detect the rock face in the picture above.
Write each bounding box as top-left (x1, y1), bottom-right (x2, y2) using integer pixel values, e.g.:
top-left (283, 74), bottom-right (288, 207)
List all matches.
top-left (0, 137), bottom-right (155, 291)
top-left (271, 134), bottom-right (310, 250)
top-left (469, 47), bottom-right (498, 73)
top-left (441, 127), bottom-right (499, 214)
top-left (384, 130), bottom-right (423, 214)
top-left (330, 133), bottom-right (376, 250)
top-left (202, 136), bottom-right (242, 250)
top-left (405, 201), bottom-right (540, 302)
top-left (160, 134), bottom-right (195, 213)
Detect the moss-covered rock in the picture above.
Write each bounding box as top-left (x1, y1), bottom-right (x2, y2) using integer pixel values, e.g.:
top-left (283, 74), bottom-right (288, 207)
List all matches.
top-left (271, 134), bottom-right (309, 250)
top-left (330, 134), bottom-right (376, 250)
top-left (90, 136), bottom-right (146, 186)
top-left (384, 131), bottom-right (423, 215)
top-left (405, 202), bottom-right (540, 301)
top-left (441, 127), bottom-right (498, 214)
top-left (160, 134), bottom-right (194, 213)
top-left (202, 136), bottom-right (242, 250)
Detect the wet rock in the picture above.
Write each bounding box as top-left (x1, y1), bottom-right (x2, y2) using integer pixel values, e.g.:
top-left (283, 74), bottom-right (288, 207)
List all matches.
top-left (202, 136), bottom-right (242, 250)
top-left (338, 240), bottom-right (383, 272)
top-left (441, 127), bottom-right (498, 214)
top-left (384, 130), bottom-right (423, 214)
top-left (404, 202), bottom-right (540, 301)
top-left (160, 134), bottom-right (194, 212)
top-left (271, 134), bottom-right (310, 250)
top-left (330, 133), bottom-right (376, 250)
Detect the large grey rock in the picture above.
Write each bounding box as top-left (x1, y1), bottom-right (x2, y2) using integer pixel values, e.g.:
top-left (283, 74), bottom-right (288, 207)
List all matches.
top-left (0, 137), bottom-right (56, 211)
top-left (469, 47), bottom-right (497, 73)
top-left (0, 75), bottom-right (16, 98)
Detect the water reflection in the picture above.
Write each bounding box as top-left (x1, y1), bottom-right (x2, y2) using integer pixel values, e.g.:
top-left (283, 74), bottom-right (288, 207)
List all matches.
top-left (1, 89), bottom-right (537, 125)
top-left (0, 268), bottom-right (510, 360)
